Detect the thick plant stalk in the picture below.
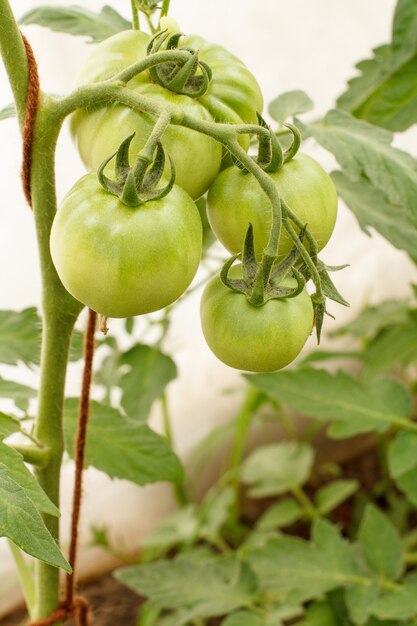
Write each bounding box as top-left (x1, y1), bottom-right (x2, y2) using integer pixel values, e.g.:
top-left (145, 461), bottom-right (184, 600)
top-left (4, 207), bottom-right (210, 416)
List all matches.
top-left (29, 102), bottom-right (83, 622)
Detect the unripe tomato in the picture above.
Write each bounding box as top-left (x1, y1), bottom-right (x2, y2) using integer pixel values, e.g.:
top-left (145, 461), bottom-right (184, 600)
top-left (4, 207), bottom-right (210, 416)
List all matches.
top-left (71, 30), bottom-right (263, 200)
top-left (200, 266), bottom-right (314, 372)
top-left (207, 153), bottom-right (338, 257)
top-left (50, 174), bottom-right (202, 318)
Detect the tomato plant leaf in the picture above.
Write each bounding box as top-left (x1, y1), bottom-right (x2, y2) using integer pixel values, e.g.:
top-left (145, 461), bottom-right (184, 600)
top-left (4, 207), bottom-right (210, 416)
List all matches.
top-left (361, 318), bottom-right (417, 375)
top-left (315, 479), bottom-right (359, 515)
top-left (240, 442), bottom-right (314, 497)
top-left (0, 412), bottom-right (21, 440)
top-left (268, 90), bottom-right (314, 124)
top-left (301, 601), bottom-right (340, 626)
top-left (64, 399), bottom-right (184, 486)
top-left (142, 505), bottom-right (199, 552)
top-left (0, 464), bottom-right (69, 571)
top-left (370, 578), bottom-right (417, 621)
top-left (0, 308), bottom-right (41, 367)
top-left (345, 584), bottom-right (380, 626)
top-left (256, 498), bottom-right (303, 531)
top-left (330, 298), bottom-right (412, 340)
top-left (0, 376), bottom-right (37, 412)
top-left (0, 103), bottom-right (16, 121)
top-left (332, 172), bottom-right (417, 262)
top-left (119, 345), bottom-right (177, 422)
top-left (245, 367), bottom-right (412, 438)
top-left (221, 611), bottom-right (268, 626)
top-left (116, 555), bottom-right (258, 621)
top-left (19, 5), bottom-right (131, 43)
top-left (358, 505), bottom-right (404, 580)
top-left (388, 431), bottom-right (417, 507)
top-left (248, 519), bottom-right (358, 604)
top-left (337, 0), bottom-right (417, 131)
top-left (308, 111), bottom-right (417, 233)
top-left (199, 487), bottom-right (234, 543)
top-left (0, 442), bottom-right (59, 516)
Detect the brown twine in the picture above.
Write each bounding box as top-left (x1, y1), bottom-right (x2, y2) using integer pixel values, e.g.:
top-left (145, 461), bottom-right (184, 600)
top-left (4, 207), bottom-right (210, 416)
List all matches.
top-left (28, 309), bottom-right (97, 626)
top-left (20, 32), bottom-right (40, 208)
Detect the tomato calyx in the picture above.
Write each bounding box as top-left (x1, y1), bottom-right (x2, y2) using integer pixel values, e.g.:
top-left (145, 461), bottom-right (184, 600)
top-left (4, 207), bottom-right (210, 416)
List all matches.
top-left (231, 114), bottom-right (302, 175)
top-left (97, 132), bottom-right (175, 207)
top-left (221, 223), bottom-right (307, 307)
top-left (147, 30), bottom-right (212, 97)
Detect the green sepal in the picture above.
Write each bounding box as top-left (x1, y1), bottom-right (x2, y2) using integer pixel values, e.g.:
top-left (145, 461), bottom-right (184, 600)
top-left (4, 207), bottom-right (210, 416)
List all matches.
top-left (142, 154), bottom-right (176, 203)
top-left (271, 226), bottom-right (306, 283)
top-left (312, 294), bottom-right (326, 344)
top-left (242, 223), bottom-right (258, 284)
top-left (97, 134), bottom-right (175, 207)
top-left (256, 112), bottom-right (284, 173)
top-left (147, 30), bottom-right (212, 97)
top-left (317, 261), bottom-right (350, 307)
top-left (220, 254), bottom-right (246, 294)
top-left (283, 123), bottom-right (301, 163)
top-left (115, 132), bottom-right (135, 183)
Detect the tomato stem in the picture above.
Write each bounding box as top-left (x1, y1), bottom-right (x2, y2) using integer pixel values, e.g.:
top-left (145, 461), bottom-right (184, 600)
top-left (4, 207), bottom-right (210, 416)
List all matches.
top-left (131, 0), bottom-right (140, 30)
top-left (160, 0), bottom-right (171, 18)
top-left (0, 0), bottom-right (29, 127)
top-left (26, 98), bottom-right (83, 622)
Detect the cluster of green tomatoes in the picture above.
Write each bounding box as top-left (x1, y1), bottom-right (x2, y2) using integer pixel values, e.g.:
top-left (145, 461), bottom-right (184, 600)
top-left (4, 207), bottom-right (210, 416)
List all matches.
top-left (50, 22), bottom-right (338, 373)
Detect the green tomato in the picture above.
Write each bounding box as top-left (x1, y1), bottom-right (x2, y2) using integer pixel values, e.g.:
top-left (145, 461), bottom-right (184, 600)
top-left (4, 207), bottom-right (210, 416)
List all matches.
top-left (207, 153), bottom-right (338, 258)
top-left (71, 30), bottom-right (263, 199)
top-left (50, 174), bottom-right (202, 318)
top-left (200, 266), bottom-right (314, 372)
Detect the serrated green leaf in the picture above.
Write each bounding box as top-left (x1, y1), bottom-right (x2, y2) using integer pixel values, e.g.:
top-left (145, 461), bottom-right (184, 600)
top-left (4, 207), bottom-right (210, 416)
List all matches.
top-left (268, 90), bottom-right (314, 124)
top-left (358, 505), bottom-right (403, 580)
top-left (0, 442), bottom-right (59, 516)
top-left (222, 611), bottom-right (268, 626)
top-left (241, 442), bottom-right (314, 497)
top-left (199, 487), bottom-right (234, 543)
top-left (143, 505), bottom-right (199, 551)
top-left (333, 172), bottom-right (417, 262)
top-left (248, 519), bottom-right (358, 604)
top-left (0, 308), bottom-right (41, 366)
top-left (388, 431), bottom-right (417, 507)
top-left (64, 399), bottom-right (183, 486)
top-left (388, 431), bottom-right (417, 479)
top-left (301, 601), bottom-right (339, 626)
top-left (119, 345), bottom-right (177, 422)
top-left (0, 413), bottom-right (21, 439)
top-left (0, 376), bottom-right (37, 412)
top-left (362, 320), bottom-right (417, 374)
top-left (337, 0), bottom-right (417, 131)
top-left (331, 299), bottom-right (411, 340)
top-left (0, 103), bottom-right (16, 121)
top-left (246, 368), bottom-right (412, 438)
top-left (345, 584), bottom-right (380, 626)
top-left (308, 111), bottom-right (417, 231)
top-left (19, 5), bottom-right (131, 43)
top-left (315, 480), bottom-right (359, 515)
top-left (0, 465), bottom-right (69, 571)
top-left (370, 578), bottom-right (417, 621)
top-left (116, 556), bottom-right (258, 620)
top-left (256, 498), bottom-right (303, 530)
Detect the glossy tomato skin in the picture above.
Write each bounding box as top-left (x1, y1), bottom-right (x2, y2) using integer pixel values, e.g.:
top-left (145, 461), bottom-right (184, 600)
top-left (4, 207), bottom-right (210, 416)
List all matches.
top-left (71, 30), bottom-right (263, 199)
top-left (207, 153), bottom-right (338, 258)
top-left (50, 174), bottom-right (202, 318)
top-left (200, 267), bottom-right (314, 372)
